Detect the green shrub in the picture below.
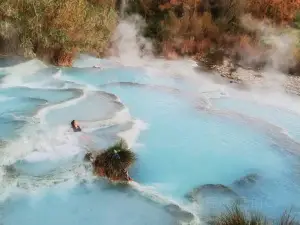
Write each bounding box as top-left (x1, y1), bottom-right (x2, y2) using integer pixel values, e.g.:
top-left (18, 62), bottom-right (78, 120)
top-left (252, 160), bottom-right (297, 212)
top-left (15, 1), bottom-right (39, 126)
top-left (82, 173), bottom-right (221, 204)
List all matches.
top-left (93, 139), bottom-right (136, 181)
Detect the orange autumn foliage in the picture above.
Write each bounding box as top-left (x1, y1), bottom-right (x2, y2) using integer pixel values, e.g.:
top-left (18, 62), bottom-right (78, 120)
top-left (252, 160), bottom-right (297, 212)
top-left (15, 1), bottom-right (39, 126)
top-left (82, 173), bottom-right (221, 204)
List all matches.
top-left (53, 48), bottom-right (76, 67)
top-left (246, 0), bottom-right (300, 23)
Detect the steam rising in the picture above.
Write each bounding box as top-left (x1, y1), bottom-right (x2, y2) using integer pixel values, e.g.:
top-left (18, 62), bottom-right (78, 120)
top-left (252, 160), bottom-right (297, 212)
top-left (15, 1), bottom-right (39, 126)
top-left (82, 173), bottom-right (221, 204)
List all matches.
top-left (106, 13), bottom-right (300, 115)
top-left (108, 15), bottom-right (154, 66)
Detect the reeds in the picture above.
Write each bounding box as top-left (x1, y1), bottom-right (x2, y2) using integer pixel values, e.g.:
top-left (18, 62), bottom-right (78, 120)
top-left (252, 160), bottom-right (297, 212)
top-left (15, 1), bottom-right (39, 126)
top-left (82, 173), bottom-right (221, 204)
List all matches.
top-left (212, 204), bottom-right (299, 225)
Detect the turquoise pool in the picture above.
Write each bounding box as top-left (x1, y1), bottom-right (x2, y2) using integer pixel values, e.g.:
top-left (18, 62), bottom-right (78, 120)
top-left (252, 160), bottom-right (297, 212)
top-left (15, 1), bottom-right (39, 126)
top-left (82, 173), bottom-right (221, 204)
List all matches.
top-left (0, 56), bottom-right (300, 224)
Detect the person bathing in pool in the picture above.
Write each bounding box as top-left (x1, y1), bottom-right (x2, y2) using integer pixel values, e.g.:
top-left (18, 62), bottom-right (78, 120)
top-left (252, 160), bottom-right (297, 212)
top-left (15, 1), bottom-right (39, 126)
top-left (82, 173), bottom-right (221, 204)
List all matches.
top-left (70, 120), bottom-right (93, 142)
top-left (70, 120), bottom-right (97, 145)
top-left (71, 120), bottom-right (82, 132)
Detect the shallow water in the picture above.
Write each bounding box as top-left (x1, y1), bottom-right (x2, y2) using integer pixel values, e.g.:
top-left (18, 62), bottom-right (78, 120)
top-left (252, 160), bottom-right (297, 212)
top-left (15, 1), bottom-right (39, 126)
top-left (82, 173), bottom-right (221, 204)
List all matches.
top-left (1, 56), bottom-right (300, 224)
top-left (213, 98), bottom-right (300, 141)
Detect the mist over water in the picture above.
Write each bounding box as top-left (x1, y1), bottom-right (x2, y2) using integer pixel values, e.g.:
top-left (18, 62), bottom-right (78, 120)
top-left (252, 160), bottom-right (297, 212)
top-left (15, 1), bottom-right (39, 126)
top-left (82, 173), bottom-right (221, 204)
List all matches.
top-left (0, 17), bottom-right (300, 225)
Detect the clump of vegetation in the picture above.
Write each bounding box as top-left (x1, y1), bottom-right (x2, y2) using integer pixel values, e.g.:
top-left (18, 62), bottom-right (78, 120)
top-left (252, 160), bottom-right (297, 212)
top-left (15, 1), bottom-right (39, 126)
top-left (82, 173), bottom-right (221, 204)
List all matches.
top-left (212, 205), bottom-right (268, 225)
top-left (0, 0), bottom-right (118, 65)
top-left (245, 0), bottom-right (300, 24)
top-left (127, 0), bottom-right (258, 65)
top-left (127, 0), bottom-right (300, 72)
top-left (211, 204), bottom-right (299, 225)
top-left (278, 209), bottom-right (298, 225)
top-left (3, 0), bottom-right (300, 70)
top-left (92, 139), bottom-right (136, 182)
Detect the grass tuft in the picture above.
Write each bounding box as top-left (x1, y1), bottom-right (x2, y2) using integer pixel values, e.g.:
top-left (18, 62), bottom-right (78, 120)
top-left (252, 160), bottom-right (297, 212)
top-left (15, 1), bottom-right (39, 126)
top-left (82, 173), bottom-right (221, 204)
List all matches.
top-left (212, 204), bottom-right (300, 225)
top-left (277, 209), bottom-right (297, 225)
top-left (93, 139), bottom-right (136, 181)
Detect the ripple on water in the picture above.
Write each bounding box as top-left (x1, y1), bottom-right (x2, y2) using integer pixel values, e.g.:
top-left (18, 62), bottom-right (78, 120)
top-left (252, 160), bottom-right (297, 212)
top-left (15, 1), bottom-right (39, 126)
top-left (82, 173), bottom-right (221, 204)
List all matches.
top-left (43, 91), bottom-right (123, 126)
top-left (59, 67), bottom-right (180, 88)
top-left (0, 87), bottom-right (82, 104)
top-left (0, 97), bottom-right (47, 140)
top-left (0, 181), bottom-right (183, 225)
top-left (212, 98), bottom-right (300, 142)
top-left (0, 87), bottom-right (82, 141)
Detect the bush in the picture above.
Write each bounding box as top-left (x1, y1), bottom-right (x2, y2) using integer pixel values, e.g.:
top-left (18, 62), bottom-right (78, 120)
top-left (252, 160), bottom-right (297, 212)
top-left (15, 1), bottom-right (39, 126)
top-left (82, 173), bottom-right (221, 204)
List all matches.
top-left (278, 209), bottom-right (297, 225)
top-left (212, 204), bottom-right (299, 225)
top-left (0, 0), bottom-right (118, 65)
top-left (127, 0), bottom-right (247, 61)
top-left (213, 205), bottom-right (268, 225)
top-left (93, 139), bottom-right (136, 181)
top-left (245, 0), bottom-right (300, 24)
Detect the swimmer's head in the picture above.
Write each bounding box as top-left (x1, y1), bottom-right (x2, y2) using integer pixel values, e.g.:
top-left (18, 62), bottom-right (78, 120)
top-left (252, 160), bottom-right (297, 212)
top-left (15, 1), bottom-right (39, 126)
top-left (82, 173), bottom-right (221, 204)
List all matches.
top-left (71, 120), bottom-right (79, 128)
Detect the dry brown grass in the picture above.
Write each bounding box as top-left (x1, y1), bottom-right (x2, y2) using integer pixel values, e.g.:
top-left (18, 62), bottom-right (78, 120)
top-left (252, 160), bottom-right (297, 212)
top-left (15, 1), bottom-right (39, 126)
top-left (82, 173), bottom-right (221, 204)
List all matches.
top-left (0, 0), bottom-right (118, 65)
top-left (130, 0), bottom-right (294, 70)
top-left (246, 0), bottom-right (300, 23)
top-left (128, 0), bottom-right (247, 60)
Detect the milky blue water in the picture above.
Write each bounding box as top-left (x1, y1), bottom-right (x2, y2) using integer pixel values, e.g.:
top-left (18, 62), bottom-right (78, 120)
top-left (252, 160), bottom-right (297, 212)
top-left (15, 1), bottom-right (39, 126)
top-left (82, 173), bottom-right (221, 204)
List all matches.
top-left (213, 98), bottom-right (300, 142)
top-left (1, 56), bottom-right (300, 224)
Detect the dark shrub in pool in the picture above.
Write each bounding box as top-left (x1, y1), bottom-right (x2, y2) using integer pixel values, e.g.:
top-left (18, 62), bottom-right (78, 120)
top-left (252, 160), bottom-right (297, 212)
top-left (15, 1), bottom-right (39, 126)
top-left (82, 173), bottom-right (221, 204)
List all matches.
top-left (209, 204), bottom-right (300, 225)
top-left (92, 139), bottom-right (136, 182)
top-left (212, 204), bottom-right (267, 225)
top-left (211, 204), bottom-right (299, 225)
top-left (278, 209), bottom-right (298, 225)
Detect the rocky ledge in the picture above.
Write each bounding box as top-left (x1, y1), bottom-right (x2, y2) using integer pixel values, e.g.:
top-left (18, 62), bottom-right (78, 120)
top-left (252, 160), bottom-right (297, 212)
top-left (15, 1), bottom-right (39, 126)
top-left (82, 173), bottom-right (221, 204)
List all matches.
top-left (206, 58), bottom-right (300, 95)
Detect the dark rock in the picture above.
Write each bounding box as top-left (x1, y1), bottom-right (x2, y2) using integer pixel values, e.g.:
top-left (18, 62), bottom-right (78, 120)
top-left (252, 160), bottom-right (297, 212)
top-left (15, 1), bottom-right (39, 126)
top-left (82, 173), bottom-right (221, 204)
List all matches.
top-left (185, 184), bottom-right (240, 202)
top-left (164, 204), bottom-right (195, 222)
top-left (233, 173), bottom-right (260, 187)
top-left (84, 152), bottom-right (94, 162)
top-left (288, 62), bottom-right (300, 76)
top-left (254, 73), bottom-right (263, 78)
top-left (0, 139), bottom-right (7, 148)
top-left (3, 165), bottom-right (20, 177)
top-left (4, 165), bottom-right (17, 173)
